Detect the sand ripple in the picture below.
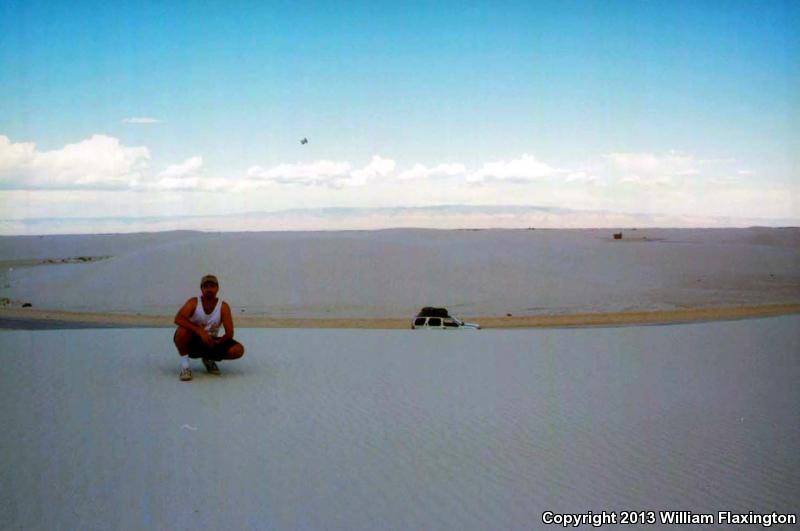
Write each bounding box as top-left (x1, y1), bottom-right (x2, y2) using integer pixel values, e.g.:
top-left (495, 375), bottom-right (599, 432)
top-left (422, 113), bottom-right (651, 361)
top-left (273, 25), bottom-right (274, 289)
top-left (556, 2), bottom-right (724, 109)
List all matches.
top-left (0, 318), bottom-right (797, 529)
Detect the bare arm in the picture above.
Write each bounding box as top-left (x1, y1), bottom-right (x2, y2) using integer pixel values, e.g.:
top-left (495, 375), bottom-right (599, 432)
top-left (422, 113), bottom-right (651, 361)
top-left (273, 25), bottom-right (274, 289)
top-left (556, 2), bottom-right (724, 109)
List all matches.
top-left (175, 298), bottom-right (214, 345)
top-left (218, 302), bottom-right (235, 342)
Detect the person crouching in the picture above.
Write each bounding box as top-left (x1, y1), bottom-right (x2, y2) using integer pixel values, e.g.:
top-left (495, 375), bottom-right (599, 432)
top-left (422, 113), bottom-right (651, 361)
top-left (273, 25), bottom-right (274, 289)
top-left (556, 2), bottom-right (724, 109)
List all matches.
top-left (173, 274), bottom-right (245, 381)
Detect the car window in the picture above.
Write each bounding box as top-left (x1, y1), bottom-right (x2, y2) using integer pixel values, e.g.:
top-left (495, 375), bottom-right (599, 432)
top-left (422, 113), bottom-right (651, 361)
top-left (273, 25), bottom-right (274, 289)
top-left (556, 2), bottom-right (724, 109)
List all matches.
top-left (443, 319), bottom-right (459, 328)
top-left (428, 317), bottom-right (441, 327)
top-left (414, 317), bottom-right (426, 326)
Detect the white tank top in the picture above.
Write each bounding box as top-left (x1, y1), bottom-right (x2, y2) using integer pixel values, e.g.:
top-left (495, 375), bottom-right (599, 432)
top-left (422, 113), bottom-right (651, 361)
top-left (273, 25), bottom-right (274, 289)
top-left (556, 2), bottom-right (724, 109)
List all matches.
top-left (190, 296), bottom-right (223, 337)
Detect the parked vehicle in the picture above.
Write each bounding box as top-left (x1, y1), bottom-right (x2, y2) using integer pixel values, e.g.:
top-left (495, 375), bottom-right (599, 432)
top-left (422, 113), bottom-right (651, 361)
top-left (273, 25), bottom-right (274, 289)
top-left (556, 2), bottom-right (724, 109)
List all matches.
top-left (412, 307), bottom-right (481, 330)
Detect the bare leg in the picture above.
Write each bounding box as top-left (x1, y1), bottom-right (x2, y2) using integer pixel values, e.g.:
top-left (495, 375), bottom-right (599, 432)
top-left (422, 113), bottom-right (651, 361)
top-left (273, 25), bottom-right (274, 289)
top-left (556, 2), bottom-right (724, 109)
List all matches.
top-left (224, 342), bottom-right (245, 360)
top-left (174, 327), bottom-right (193, 357)
top-left (174, 327), bottom-right (195, 380)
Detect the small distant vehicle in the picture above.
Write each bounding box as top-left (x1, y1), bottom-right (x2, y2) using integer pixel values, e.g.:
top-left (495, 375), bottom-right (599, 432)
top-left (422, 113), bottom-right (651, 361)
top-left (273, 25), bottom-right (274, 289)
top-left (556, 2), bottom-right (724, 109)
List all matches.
top-left (412, 307), bottom-right (481, 330)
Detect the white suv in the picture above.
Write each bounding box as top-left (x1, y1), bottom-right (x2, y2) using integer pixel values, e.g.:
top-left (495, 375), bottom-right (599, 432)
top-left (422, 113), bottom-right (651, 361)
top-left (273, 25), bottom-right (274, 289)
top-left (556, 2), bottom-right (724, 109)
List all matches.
top-left (412, 308), bottom-right (481, 330)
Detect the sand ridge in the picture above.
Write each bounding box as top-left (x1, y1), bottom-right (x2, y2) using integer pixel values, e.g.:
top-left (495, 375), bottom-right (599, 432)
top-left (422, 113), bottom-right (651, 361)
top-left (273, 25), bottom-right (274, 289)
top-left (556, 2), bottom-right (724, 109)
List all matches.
top-left (2, 303), bottom-right (799, 329)
top-left (2, 228), bottom-right (798, 323)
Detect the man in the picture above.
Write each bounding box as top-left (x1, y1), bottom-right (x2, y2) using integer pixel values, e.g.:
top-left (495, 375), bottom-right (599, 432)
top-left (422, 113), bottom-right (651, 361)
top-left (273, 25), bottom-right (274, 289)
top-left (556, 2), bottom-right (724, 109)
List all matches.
top-left (174, 274), bottom-right (245, 381)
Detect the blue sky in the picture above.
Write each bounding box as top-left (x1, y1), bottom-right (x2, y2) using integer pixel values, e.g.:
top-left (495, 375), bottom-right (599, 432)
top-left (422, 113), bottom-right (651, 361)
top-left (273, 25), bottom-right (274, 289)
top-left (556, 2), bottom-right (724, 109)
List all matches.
top-left (1, 0), bottom-right (798, 231)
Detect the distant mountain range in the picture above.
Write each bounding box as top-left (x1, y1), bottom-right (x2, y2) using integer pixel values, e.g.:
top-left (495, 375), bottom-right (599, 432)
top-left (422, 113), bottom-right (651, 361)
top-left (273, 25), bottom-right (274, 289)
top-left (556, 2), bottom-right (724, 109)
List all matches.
top-left (1, 204), bottom-right (797, 235)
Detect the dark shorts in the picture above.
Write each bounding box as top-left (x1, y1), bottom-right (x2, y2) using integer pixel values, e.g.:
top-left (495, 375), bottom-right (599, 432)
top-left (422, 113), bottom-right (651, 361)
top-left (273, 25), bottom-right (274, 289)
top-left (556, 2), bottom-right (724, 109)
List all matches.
top-left (174, 329), bottom-right (242, 361)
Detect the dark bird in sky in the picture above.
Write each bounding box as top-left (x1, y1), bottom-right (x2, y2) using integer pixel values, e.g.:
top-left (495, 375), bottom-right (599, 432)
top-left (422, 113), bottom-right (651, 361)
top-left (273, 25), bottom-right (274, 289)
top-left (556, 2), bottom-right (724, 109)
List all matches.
top-left (300, 137), bottom-right (308, 145)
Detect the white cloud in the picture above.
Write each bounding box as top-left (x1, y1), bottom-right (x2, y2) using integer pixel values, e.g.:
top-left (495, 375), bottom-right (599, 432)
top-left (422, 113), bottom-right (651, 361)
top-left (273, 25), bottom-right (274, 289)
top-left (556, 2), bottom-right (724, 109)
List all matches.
top-left (344, 155), bottom-right (396, 187)
top-left (0, 134), bottom-right (150, 189)
top-left (618, 174), bottom-right (672, 186)
top-left (144, 156), bottom-right (220, 190)
top-left (156, 156), bottom-right (203, 180)
top-left (603, 151), bottom-right (699, 184)
top-left (152, 176), bottom-right (230, 191)
top-left (2, 132), bottom-right (795, 228)
top-left (246, 160), bottom-right (352, 186)
top-left (467, 154), bottom-right (558, 183)
top-left (398, 163), bottom-right (466, 181)
top-left (0, 135), bottom-right (224, 192)
top-left (0, 136), bottom-right (36, 174)
top-left (122, 117), bottom-right (162, 124)
top-left (565, 171), bottom-right (601, 184)
top-left (245, 155), bottom-right (397, 188)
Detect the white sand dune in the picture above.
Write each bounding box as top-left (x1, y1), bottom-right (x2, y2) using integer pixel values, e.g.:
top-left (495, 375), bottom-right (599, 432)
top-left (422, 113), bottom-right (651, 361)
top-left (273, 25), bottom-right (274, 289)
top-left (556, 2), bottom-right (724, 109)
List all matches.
top-left (1, 316), bottom-right (798, 529)
top-left (1, 228), bottom-right (798, 318)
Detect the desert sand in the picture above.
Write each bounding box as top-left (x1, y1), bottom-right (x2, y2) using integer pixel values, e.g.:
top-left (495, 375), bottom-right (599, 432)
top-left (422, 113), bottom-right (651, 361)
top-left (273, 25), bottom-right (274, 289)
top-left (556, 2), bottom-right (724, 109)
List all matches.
top-left (1, 228), bottom-right (798, 529)
top-left (1, 227), bottom-right (798, 327)
top-left (1, 303), bottom-right (799, 330)
top-left (1, 316), bottom-right (798, 529)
